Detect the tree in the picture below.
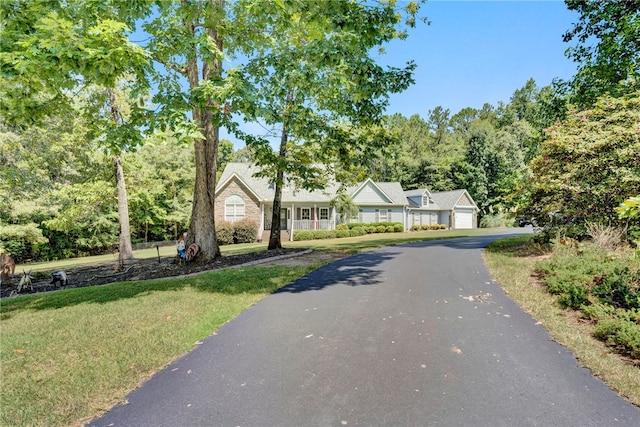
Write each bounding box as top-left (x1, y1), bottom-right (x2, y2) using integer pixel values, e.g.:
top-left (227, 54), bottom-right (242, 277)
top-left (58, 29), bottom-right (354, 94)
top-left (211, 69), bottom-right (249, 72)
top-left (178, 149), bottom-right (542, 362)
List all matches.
top-left (142, 0), bottom-right (231, 261)
top-left (232, 0), bottom-right (423, 249)
top-left (523, 91), bottom-right (640, 235)
top-left (331, 193), bottom-right (359, 224)
top-left (1, 2), bottom-right (150, 265)
top-left (563, 0), bottom-right (640, 106)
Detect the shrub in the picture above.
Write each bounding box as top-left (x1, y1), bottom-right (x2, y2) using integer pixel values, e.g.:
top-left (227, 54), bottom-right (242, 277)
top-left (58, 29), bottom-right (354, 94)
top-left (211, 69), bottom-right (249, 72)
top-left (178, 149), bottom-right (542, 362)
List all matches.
top-left (480, 212), bottom-right (511, 228)
top-left (336, 223), bottom-right (349, 231)
top-left (350, 227), bottom-right (366, 237)
top-left (376, 225), bottom-right (386, 233)
top-left (336, 229), bottom-right (351, 238)
top-left (234, 220), bottom-right (258, 243)
top-left (216, 223), bottom-right (235, 245)
top-left (312, 230), bottom-right (327, 239)
top-left (394, 224), bottom-right (404, 232)
top-left (366, 226), bottom-right (377, 233)
top-left (592, 267), bottom-right (640, 310)
top-left (294, 230), bottom-right (314, 241)
top-left (558, 284), bottom-right (590, 310)
top-left (593, 318), bottom-right (640, 358)
top-left (325, 230), bottom-right (336, 239)
top-left (421, 224), bottom-right (429, 231)
top-left (385, 226), bottom-right (394, 233)
top-left (411, 224), bottom-right (420, 231)
top-left (586, 222), bottom-right (626, 252)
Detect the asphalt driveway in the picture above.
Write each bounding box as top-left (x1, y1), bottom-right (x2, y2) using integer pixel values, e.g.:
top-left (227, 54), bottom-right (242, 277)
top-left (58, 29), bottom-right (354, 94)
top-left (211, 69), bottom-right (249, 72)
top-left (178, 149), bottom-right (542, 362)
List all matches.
top-left (89, 230), bottom-right (640, 426)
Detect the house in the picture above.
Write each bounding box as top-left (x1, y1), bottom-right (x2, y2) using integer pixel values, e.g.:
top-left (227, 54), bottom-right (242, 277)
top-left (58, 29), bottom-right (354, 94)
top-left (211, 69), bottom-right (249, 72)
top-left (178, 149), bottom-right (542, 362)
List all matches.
top-left (215, 163), bottom-right (408, 241)
top-left (214, 163), bottom-right (478, 241)
top-left (405, 188), bottom-right (479, 229)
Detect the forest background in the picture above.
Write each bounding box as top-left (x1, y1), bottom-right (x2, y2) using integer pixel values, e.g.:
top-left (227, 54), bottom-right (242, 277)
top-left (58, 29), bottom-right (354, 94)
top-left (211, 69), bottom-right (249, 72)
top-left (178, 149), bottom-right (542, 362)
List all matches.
top-left (0, 0), bottom-right (638, 263)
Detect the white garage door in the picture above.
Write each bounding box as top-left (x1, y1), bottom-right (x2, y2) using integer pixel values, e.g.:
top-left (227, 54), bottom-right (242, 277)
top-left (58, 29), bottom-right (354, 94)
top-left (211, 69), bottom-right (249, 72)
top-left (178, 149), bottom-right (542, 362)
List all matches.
top-left (454, 209), bottom-right (474, 229)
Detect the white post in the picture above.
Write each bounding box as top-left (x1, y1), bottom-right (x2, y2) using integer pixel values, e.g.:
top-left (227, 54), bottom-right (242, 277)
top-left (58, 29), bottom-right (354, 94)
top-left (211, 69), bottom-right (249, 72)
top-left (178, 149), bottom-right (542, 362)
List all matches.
top-left (290, 203), bottom-right (295, 241)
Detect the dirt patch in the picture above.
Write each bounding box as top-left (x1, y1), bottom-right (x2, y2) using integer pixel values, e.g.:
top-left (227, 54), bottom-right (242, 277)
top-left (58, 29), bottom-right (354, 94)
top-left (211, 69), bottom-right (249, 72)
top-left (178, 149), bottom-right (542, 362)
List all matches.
top-left (1, 248), bottom-right (346, 299)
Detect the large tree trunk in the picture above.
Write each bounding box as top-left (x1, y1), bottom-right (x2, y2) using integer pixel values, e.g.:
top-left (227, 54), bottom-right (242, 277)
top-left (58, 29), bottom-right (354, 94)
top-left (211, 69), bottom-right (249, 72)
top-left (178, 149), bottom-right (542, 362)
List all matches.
top-left (187, 123), bottom-right (220, 260)
top-left (114, 154), bottom-right (133, 265)
top-left (268, 128), bottom-right (288, 250)
top-left (183, 0), bottom-right (223, 261)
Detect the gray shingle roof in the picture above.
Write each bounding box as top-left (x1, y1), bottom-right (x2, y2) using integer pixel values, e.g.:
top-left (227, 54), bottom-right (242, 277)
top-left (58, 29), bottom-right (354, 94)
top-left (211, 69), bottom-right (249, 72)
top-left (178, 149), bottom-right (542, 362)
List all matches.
top-left (432, 190), bottom-right (472, 210)
top-left (404, 188), bottom-right (477, 211)
top-left (217, 163), bottom-right (406, 205)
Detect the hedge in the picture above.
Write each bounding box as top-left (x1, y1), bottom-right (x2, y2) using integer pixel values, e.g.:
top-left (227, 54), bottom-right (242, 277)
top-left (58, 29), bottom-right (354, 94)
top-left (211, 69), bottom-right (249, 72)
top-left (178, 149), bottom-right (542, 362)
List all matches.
top-left (294, 222), bottom-right (405, 241)
top-left (411, 224), bottom-right (447, 231)
top-left (215, 221), bottom-right (259, 245)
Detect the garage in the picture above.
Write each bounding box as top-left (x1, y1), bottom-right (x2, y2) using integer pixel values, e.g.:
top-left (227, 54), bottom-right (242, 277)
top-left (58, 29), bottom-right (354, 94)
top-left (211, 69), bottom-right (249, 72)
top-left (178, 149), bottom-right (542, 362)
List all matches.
top-left (454, 208), bottom-right (475, 229)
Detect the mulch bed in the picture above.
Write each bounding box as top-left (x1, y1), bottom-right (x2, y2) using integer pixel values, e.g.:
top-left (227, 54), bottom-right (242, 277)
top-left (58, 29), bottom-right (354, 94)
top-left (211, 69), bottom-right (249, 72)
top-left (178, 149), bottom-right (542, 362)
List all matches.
top-left (1, 248), bottom-right (303, 299)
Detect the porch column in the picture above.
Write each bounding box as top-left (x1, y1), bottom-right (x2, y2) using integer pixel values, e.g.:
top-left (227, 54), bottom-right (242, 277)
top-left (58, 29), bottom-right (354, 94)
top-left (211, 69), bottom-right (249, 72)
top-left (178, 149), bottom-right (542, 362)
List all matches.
top-left (259, 204), bottom-right (265, 235)
top-left (290, 203), bottom-right (295, 241)
top-left (332, 206), bottom-right (337, 229)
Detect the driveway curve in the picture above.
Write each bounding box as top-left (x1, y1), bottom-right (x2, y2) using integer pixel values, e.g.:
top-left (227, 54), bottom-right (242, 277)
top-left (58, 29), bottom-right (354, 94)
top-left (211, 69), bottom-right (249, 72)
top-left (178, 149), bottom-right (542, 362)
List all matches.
top-left (89, 230), bottom-right (640, 426)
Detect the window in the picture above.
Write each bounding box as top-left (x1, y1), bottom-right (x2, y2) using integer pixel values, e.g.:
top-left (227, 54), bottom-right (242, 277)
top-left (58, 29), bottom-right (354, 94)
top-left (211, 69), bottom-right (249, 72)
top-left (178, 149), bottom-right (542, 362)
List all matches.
top-left (413, 212), bottom-right (420, 225)
top-left (301, 208), bottom-right (311, 220)
top-left (422, 195), bottom-right (429, 207)
top-left (225, 195), bottom-right (245, 222)
top-left (319, 208), bottom-right (329, 220)
top-left (378, 209), bottom-right (388, 222)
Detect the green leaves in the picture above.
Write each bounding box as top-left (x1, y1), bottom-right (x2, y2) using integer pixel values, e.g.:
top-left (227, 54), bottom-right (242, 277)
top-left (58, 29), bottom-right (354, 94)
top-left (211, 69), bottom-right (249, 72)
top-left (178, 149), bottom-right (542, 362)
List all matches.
top-left (526, 91), bottom-right (640, 230)
top-left (563, 0), bottom-right (640, 107)
top-left (617, 196), bottom-right (640, 220)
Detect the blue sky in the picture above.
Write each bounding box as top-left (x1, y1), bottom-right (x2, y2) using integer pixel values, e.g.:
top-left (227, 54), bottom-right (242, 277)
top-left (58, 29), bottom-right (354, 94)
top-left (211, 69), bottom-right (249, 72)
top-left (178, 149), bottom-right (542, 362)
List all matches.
top-left (220, 0), bottom-right (580, 146)
top-left (381, 0), bottom-right (580, 116)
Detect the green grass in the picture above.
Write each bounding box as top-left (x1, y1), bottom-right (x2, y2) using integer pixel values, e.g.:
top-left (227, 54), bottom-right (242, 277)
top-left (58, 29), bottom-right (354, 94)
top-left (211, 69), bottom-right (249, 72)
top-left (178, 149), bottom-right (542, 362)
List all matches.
top-left (1, 265), bottom-right (316, 427)
top-left (1, 228), bottom-right (497, 426)
top-left (484, 235), bottom-right (640, 407)
top-left (16, 228), bottom-right (495, 274)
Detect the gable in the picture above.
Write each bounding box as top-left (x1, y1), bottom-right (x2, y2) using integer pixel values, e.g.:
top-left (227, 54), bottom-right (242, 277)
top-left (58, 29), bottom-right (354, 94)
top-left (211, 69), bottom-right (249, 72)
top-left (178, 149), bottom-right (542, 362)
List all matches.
top-left (457, 192), bottom-right (473, 206)
top-left (216, 176), bottom-right (261, 206)
top-left (352, 181), bottom-right (393, 205)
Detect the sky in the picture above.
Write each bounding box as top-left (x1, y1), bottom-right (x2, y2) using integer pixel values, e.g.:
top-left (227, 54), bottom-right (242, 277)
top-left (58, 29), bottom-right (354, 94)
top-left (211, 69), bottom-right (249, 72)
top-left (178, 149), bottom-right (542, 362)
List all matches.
top-left (220, 0), bottom-right (581, 147)
top-left (379, 0), bottom-right (580, 117)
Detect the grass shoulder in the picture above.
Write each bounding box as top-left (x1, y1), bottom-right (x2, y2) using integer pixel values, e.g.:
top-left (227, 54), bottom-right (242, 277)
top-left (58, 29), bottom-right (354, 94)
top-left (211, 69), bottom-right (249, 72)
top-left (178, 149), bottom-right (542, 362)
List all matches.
top-left (484, 235), bottom-right (640, 407)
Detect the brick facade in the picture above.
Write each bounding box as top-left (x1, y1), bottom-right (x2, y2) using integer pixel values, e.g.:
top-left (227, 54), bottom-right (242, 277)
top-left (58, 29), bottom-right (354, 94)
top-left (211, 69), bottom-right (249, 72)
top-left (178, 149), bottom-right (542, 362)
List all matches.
top-left (215, 179), bottom-right (262, 226)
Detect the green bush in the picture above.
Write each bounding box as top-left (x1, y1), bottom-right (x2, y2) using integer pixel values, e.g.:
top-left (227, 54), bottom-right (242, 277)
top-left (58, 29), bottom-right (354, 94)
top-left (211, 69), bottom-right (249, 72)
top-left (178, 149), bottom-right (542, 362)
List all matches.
top-left (336, 229), bottom-right (351, 238)
top-left (536, 242), bottom-right (640, 359)
top-left (411, 224), bottom-right (420, 231)
top-left (336, 223), bottom-right (349, 231)
top-left (366, 226), bottom-right (377, 233)
top-left (385, 226), bottom-right (394, 233)
top-left (376, 225), bottom-right (386, 233)
top-left (593, 318), bottom-right (640, 358)
top-left (346, 222), bottom-right (402, 230)
top-left (421, 224), bottom-right (429, 231)
top-left (592, 267), bottom-right (640, 310)
top-left (558, 284), bottom-right (590, 310)
top-left (394, 224), bottom-right (404, 232)
top-left (350, 227), bottom-right (366, 237)
top-left (294, 230), bottom-right (314, 241)
top-left (234, 220), bottom-right (259, 244)
top-left (325, 230), bottom-right (336, 239)
top-left (312, 230), bottom-right (327, 239)
top-left (216, 223), bottom-right (235, 245)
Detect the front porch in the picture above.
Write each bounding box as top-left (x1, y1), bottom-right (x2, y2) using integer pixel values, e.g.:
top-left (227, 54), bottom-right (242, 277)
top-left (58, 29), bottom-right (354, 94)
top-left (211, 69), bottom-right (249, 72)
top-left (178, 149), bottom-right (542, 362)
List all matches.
top-left (262, 204), bottom-right (337, 240)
